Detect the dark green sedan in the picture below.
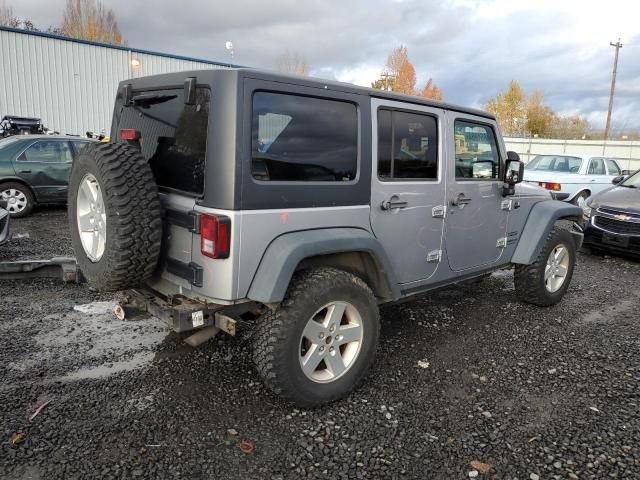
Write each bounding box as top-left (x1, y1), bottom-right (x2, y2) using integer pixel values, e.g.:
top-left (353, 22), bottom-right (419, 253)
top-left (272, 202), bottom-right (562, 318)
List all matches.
top-left (0, 135), bottom-right (95, 217)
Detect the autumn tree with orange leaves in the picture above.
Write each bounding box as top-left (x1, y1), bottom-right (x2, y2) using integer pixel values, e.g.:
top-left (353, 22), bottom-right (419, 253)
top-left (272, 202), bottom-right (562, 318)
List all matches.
top-left (372, 46), bottom-right (443, 100)
top-left (61, 0), bottom-right (124, 45)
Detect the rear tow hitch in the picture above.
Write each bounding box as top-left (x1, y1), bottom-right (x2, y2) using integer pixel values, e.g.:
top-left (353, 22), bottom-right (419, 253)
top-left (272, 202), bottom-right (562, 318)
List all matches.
top-left (116, 288), bottom-right (241, 347)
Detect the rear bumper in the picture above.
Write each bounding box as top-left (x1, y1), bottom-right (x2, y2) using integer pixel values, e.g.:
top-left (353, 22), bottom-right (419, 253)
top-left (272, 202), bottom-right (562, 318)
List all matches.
top-left (119, 287), bottom-right (255, 333)
top-left (0, 208), bottom-right (9, 246)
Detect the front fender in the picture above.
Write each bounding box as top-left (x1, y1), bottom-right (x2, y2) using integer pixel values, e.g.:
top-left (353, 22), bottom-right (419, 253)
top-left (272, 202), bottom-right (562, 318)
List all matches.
top-left (247, 228), bottom-right (400, 304)
top-left (511, 200), bottom-right (583, 264)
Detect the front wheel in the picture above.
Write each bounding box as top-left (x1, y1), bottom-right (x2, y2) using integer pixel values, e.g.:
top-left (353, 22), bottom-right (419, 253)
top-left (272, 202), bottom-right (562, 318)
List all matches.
top-left (253, 268), bottom-right (380, 407)
top-left (514, 227), bottom-right (576, 306)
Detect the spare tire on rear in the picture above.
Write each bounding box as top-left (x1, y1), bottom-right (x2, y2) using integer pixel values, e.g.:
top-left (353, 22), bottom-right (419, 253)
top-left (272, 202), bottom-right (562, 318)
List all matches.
top-left (68, 142), bottom-right (162, 291)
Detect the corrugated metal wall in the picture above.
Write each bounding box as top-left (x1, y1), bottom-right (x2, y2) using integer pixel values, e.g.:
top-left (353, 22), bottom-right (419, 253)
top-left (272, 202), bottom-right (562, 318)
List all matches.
top-left (0, 28), bottom-right (227, 136)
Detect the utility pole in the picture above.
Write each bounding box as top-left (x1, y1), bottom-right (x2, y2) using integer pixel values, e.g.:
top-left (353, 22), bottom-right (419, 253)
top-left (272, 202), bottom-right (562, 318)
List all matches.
top-left (604, 39), bottom-right (622, 140)
top-left (380, 71), bottom-right (395, 91)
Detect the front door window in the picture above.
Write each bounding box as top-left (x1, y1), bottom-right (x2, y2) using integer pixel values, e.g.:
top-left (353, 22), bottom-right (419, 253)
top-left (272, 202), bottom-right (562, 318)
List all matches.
top-left (454, 121), bottom-right (500, 180)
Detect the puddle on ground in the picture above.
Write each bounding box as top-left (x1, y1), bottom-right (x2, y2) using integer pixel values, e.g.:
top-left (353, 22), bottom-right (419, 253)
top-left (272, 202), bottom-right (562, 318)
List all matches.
top-left (72, 301), bottom-right (119, 315)
top-left (580, 298), bottom-right (639, 324)
top-left (50, 351), bottom-right (156, 382)
top-left (10, 300), bottom-right (170, 382)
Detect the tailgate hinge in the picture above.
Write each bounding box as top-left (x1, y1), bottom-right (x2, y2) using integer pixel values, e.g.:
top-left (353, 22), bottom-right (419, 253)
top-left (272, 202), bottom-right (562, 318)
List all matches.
top-left (165, 208), bottom-right (200, 233)
top-left (166, 258), bottom-right (204, 287)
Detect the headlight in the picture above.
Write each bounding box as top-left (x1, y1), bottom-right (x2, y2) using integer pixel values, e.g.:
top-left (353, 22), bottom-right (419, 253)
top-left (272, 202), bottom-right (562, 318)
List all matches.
top-left (582, 204), bottom-right (592, 220)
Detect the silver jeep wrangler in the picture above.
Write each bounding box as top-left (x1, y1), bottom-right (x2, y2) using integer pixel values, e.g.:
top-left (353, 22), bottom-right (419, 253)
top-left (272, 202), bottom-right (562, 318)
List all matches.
top-left (68, 69), bottom-right (583, 406)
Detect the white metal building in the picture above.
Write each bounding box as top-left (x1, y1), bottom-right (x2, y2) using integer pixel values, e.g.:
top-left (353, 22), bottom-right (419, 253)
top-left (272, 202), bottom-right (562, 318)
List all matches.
top-left (504, 137), bottom-right (640, 172)
top-left (0, 26), bottom-right (234, 136)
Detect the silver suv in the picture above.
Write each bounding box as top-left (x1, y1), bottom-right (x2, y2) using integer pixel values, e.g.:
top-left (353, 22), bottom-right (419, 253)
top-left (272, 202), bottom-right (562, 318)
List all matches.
top-left (68, 69), bottom-right (583, 406)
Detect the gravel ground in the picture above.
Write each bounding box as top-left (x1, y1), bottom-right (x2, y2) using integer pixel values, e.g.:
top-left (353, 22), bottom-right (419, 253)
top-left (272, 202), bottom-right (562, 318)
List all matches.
top-left (1, 208), bottom-right (640, 479)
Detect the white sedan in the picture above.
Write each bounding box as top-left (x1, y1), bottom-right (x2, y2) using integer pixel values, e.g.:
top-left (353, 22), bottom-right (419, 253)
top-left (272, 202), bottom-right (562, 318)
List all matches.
top-left (523, 154), bottom-right (623, 207)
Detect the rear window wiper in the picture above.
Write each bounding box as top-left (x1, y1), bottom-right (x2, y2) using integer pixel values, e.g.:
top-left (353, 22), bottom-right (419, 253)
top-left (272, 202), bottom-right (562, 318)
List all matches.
top-left (129, 93), bottom-right (178, 107)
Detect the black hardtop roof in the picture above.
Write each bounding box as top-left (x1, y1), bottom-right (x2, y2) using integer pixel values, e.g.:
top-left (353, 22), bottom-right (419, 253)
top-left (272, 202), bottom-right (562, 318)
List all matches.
top-left (120, 68), bottom-right (495, 120)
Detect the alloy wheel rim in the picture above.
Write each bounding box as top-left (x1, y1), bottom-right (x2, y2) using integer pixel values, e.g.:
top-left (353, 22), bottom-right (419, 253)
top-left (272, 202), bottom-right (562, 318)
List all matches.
top-left (544, 243), bottom-right (570, 293)
top-left (299, 301), bottom-right (364, 383)
top-left (76, 174), bottom-right (106, 262)
top-left (1, 188), bottom-right (27, 213)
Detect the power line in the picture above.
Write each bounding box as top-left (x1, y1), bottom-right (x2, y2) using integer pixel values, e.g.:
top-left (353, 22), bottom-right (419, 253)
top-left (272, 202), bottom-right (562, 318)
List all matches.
top-left (604, 38), bottom-right (622, 140)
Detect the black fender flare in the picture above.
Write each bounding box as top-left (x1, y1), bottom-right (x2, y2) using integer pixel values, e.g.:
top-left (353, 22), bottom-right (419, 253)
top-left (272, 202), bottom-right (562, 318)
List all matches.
top-left (511, 200), bottom-right (583, 264)
top-left (247, 228), bottom-right (400, 303)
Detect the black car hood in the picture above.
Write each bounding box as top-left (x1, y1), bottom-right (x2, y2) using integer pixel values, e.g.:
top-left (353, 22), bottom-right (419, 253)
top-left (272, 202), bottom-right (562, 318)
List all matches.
top-left (590, 185), bottom-right (640, 214)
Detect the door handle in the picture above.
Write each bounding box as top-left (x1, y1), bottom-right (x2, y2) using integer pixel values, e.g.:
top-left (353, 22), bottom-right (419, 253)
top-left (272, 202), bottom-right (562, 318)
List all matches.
top-left (381, 195), bottom-right (408, 210)
top-left (19, 170), bottom-right (32, 174)
top-left (451, 193), bottom-right (472, 206)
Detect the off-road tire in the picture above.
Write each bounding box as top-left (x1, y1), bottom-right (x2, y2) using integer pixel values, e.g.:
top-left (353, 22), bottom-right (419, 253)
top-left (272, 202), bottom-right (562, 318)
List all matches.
top-left (514, 227), bottom-right (576, 307)
top-left (253, 268), bottom-right (380, 407)
top-left (0, 182), bottom-right (35, 217)
top-left (68, 143), bottom-right (162, 291)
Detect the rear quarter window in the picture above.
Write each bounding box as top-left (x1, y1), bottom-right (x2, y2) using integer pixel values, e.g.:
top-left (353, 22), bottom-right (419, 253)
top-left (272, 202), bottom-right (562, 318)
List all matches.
top-left (116, 87), bottom-right (210, 195)
top-left (251, 92), bottom-right (358, 182)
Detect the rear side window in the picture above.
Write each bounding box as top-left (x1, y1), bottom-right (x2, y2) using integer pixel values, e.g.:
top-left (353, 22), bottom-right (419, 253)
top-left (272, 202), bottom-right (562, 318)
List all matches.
top-left (117, 87), bottom-right (210, 195)
top-left (19, 140), bottom-right (73, 163)
top-left (251, 92), bottom-right (358, 182)
top-left (377, 109), bottom-right (438, 180)
top-left (72, 141), bottom-right (91, 155)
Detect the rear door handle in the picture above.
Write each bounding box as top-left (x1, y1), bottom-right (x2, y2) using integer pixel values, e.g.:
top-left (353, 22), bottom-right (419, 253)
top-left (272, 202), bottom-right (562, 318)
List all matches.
top-left (19, 170), bottom-right (32, 174)
top-left (451, 193), bottom-right (472, 206)
top-left (381, 195), bottom-right (408, 210)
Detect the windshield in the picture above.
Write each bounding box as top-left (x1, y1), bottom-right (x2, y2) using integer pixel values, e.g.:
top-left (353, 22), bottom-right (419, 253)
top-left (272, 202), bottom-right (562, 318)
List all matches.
top-left (620, 170), bottom-right (640, 188)
top-left (526, 155), bottom-right (582, 173)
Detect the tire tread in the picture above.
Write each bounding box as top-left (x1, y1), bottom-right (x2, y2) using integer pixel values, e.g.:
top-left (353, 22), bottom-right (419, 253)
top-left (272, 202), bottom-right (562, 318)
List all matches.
top-left (69, 143), bottom-right (162, 291)
top-left (253, 267), bottom-right (379, 407)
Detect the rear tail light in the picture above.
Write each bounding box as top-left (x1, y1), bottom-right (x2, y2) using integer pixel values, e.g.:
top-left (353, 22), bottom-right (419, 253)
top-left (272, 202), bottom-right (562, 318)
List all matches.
top-left (200, 214), bottom-right (230, 259)
top-left (538, 182), bottom-right (562, 191)
top-left (120, 129), bottom-right (140, 140)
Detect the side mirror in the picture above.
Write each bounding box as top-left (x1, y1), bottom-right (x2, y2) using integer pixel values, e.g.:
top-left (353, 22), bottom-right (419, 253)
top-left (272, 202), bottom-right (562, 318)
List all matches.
top-left (612, 175), bottom-right (624, 184)
top-left (504, 154), bottom-right (524, 184)
top-left (503, 152), bottom-right (524, 196)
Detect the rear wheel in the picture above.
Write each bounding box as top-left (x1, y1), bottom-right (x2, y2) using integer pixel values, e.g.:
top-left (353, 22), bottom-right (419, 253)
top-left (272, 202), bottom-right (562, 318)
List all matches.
top-left (514, 227), bottom-right (576, 306)
top-left (253, 268), bottom-right (380, 407)
top-left (68, 143), bottom-right (162, 291)
top-left (0, 182), bottom-right (34, 217)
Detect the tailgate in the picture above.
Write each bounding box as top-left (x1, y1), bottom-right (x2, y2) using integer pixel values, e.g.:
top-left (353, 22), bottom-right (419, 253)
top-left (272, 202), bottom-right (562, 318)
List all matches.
top-left (157, 193), bottom-right (201, 289)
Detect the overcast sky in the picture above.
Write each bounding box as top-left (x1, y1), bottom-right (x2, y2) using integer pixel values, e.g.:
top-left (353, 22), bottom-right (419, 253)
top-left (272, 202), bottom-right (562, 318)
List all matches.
top-left (11, 0), bottom-right (640, 131)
